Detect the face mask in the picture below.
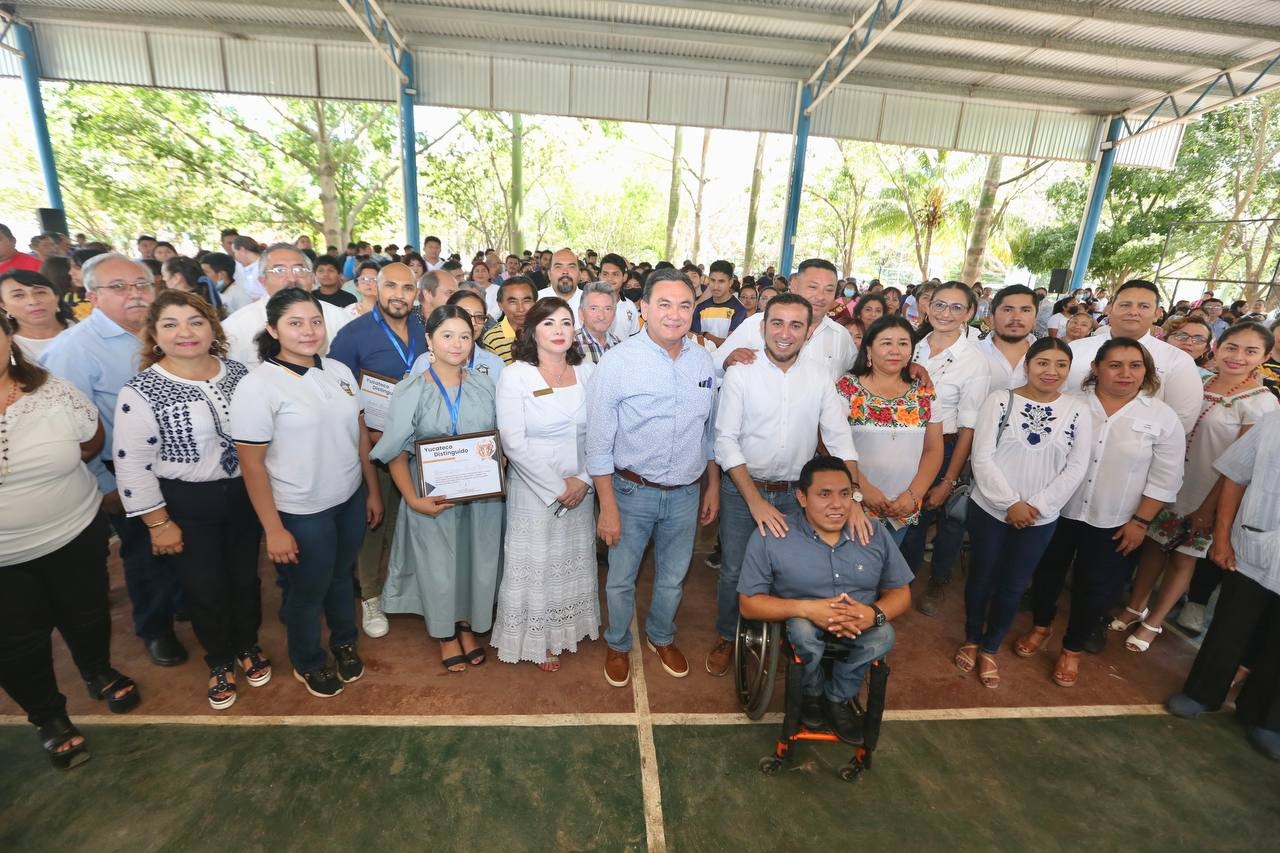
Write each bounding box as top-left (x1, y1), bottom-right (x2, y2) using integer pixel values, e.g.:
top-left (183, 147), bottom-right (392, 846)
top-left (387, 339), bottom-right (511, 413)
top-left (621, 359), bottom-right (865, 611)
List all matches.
top-left (843, 287), bottom-right (855, 298)
top-left (622, 286), bottom-right (643, 303)
top-left (1067, 306), bottom-right (1079, 315)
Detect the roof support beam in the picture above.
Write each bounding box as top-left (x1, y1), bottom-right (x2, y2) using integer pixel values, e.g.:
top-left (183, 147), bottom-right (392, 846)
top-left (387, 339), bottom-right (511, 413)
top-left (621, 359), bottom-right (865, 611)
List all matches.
top-left (867, 46), bottom-right (1178, 93)
top-left (966, 0), bottom-right (1280, 44)
top-left (335, 0), bottom-right (409, 83)
top-left (805, 0), bottom-right (923, 116)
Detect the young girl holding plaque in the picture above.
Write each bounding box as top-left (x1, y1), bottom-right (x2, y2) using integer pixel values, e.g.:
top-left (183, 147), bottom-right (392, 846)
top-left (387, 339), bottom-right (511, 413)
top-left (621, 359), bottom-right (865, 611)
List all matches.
top-left (371, 304), bottom-right (504, 672)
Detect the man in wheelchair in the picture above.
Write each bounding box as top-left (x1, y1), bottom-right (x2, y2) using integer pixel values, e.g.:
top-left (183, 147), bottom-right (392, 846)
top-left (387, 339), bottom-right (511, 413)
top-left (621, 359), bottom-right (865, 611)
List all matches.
top-left (738, 455), bottom-right (913, 743)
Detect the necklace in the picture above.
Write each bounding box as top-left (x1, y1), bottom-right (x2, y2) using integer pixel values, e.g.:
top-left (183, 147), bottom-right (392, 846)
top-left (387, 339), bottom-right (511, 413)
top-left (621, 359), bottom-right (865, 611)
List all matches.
top-left (540, 359), bottom-right (571, 386)
top-left (1184, 375), bottom-right (1259, 460)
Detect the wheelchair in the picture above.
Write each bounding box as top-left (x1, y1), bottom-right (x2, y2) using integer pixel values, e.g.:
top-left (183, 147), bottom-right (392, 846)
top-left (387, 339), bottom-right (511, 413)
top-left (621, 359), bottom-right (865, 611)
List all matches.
top-left (734, 617), bottom-right (889, 782)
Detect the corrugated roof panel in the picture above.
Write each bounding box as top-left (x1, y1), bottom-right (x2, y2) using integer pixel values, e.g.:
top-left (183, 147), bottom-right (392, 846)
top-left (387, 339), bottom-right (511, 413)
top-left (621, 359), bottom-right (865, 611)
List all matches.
top-left (979, 73), bottom-right (1147, 105)
top-left (648, 70), bottom-right (726, 127)
top-left (809, 85), bottom-right (885, 139)
top-left (415, 49), bottom-right (490, 109)
top-left (1029, 111), bottom-right (1103, 161)
top-left (880, 30), bottom-right (1032, 63)
top-left (879, 94), bottom-right (964, 149)
top-left (857, 60), bottom-right (991, 86)
top-left (1106, 0), bottom-right (1279, 26)
top-left (956, 102), bottom-right (1036, 156)
top-left (36, 22), bottom-right (151, 86)
top-left (1064, 19), bottom-right (1263, 56)
top-left (149, 31), bottom-right (223, 92)
top-left (1114, 121), bottom-right (1184, 169)
top-left (492, 56), bottom-right (570, 116)
top-left (0, 28), bottom-right (22, 78)
top-left (317, 43), bottom-right (396, 103)
top-left (723, 77), bottom-right (794, 133)
top-left (1021, 48), bottom-right (1214, 81)
top-left (223, 39), bottom-right (318, 98)
top-left (569, 62), bottom-right (649, 122)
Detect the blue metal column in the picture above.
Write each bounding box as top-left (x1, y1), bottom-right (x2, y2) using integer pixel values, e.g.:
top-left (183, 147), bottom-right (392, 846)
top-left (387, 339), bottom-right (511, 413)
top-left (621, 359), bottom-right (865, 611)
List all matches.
top-left (15, 22), bottom-right (63, 210)
top-left (779, 85), bottom-right (814, 277)
top-left (1069, 117), bottom-right (1123, 292)
top-left (399, 49), bottom-right (420, 248)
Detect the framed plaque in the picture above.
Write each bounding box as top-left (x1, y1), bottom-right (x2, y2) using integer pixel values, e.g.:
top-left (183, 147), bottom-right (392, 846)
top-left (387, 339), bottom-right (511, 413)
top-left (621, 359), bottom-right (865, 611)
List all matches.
top-left (414, 429), bottom-right (506, 503)
top-left (358, 370), bottom-right (399, 432)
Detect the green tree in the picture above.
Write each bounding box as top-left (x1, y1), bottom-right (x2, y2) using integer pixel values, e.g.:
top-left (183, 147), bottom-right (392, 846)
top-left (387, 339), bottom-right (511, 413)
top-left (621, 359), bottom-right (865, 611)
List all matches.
top-left (802, 141), bottom-right (877, 277)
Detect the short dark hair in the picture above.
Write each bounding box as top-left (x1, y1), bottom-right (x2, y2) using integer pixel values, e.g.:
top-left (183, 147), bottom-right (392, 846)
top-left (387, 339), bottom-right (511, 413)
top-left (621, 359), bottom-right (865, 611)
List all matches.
top-left (202, 252), bottom-right (235, 281)
top-left (1114, 279), bottom-right (1160, 300)
top-left (511, 297), bottom-right (585, 367)
top-left (763, 291), bottom-right (813, 326)
top-left (708, 259), bottom-right (734, 278)
top-left (798, 455), bottom-right (852, 493)
top-left (137, 234), bottom-right (156, 243)
top-left (797, 258), bottom-right (838, 276)
top-left (154, 241), bottom-right (175, 253)
top-left (498, 274), bottom-right (537, 301)
top-left (357, 260), bottom-right (380, 276)
top-left (424, 304), bottom-right (471, 338)
top-left (1200, 297), bottom-right (1223, 308)
top-left (1216, 320), bottom-right (1274, 354)
top-left (990, 284), bottom-right (1037, 313)
top-left (220, 228), bottom-right (239, 239)
top-left (442, 259), bottom-right (463, 272)
top-left (424, 235), bottom-right (442, 247)
top-left (850, 315), bottom-right (916, 382)
top-left (1025, 336), bottom-right (1073, 366)
top-left (599, 252), bottom-right (628, 273)
top-left (313, 255), bottom-right (342, 273)
top-left (642, 267), bottom-right (696, 302)
top-left (231, 236), bottom-right (259, 253)
top-left (1083, 337), bottom-right (1160, 395)
top-left (255, 289), bottom-right (323, 362)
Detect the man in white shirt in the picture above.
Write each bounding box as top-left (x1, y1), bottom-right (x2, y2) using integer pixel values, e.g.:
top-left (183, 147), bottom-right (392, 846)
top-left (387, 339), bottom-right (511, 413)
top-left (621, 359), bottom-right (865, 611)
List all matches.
top-left (537, 247), bottom-right (584, 325)
top-left (599, 252), bottom-right (641, 338)
top-left (976, 285), bottom-right (1037, 390)
top-left (223, 244), bottom-right (350, 367)
top-left (421, 235), bottom-right (445, 272)
top-left (719, 258), bottom-right (855, 382)
top-left (232, 236), bottom-right (266, 301)
top-left (708, 292), bottom-right (867, 677)
top-left (1066, 279), bottom-right (1202, 431)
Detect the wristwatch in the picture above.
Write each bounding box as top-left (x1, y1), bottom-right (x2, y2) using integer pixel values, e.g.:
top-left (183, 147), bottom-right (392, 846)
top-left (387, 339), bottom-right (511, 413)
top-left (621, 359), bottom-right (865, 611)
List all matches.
top-left (850, 480), bottom-right (864, 503)
top-left (870, 604), bottom-right (886, 627)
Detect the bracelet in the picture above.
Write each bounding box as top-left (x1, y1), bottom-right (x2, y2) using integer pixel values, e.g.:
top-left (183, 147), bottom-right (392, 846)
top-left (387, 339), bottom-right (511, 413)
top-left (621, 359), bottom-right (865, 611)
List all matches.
top-left (1131, 515), bottom-right (1152, 527)
top-left (906, 488), bottom-right (921, 508)
top-left (144, 516), bottom-right (171, 529)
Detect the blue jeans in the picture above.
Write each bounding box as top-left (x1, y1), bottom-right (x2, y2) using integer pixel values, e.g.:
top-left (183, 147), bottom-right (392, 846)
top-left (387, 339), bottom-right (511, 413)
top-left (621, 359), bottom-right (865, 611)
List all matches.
top-left (716, 478), bottom-right (799, 640)
top-left (110, 513), bottom-right (179, 641)
top-left (604, 474), bottom-right (700, 651)
top-left (786, 617), bottom-right (895, 702)
top-left (900, 437), bottom-right (964, 581)
top-left (276, 487), bottom-right (366, 673)
top-left (964, 504), bottom-right (1058, 654)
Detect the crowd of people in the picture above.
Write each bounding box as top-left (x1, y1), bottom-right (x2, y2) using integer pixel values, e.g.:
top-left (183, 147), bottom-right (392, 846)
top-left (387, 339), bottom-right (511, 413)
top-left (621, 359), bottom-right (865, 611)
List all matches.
top-left (1, 222), bottom-right (1278, 771)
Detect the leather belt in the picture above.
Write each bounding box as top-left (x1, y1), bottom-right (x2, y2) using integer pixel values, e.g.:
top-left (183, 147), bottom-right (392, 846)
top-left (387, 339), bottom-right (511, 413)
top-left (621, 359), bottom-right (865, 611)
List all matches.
top-left (752, 478), bottom-right (798, 493)
top-left (615, 468), bottom-right (685, 491)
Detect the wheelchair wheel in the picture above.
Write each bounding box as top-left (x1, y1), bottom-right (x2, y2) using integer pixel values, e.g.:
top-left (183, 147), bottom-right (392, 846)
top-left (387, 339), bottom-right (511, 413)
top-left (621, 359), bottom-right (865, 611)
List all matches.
top-left (839, 762), bottom-right (863, 783)
top-left (758, 756), bottom-right (783, 776)
top-left (734, 617), bottom-right (781, 720)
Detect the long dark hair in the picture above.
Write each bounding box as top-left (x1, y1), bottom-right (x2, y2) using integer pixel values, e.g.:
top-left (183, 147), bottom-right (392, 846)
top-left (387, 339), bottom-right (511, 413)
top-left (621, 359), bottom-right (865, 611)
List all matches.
top-left (512, 296), bottom-right (584, 366)
top-left (254, 289), bottom-right (322, 363)
top-left (853, 293), bottom-right (889, 332)
top-left (849, 315), bottom-right (916, 382)
top-left (163, 256), bottom-right (224, 315)
top-left (1083, 337), bottom-right (1160, 395)
top-left (0, 313), bottom-right (50, 393)
top-left (0, 269), bottom-right (73, 330)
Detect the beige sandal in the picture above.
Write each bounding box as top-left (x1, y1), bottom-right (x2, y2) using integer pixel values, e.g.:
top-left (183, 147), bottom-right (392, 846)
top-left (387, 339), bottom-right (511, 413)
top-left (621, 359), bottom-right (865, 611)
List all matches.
top-left (1053, 649), bottom-right (1081, 687)
top-left (1014, 626), bottom-right (1052, 658)
top-left (978, 652), bottom-right (999, 689)
top-left (954, 643), bottom-right (979, 673)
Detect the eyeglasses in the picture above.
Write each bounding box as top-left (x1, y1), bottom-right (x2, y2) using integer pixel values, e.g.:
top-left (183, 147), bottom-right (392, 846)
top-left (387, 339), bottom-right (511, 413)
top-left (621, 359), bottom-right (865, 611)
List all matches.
top-left (1170, 332), bottom-right (1209, 344)
top-left (97, 281), bottom-right (156, 295)
top-left (356, 275), bottom-right (379, 284)
top-left (930, 301), bottom-right (968, 315)
top-left (466, 312), bottom-right (486, 325)
top-left (265, 265), bottom-right (314, 277)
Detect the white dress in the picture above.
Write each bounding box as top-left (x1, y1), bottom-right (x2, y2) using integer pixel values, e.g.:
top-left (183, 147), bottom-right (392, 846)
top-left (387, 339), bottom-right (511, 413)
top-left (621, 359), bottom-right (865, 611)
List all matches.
top-left (491, 360), bottom-right (600, 663)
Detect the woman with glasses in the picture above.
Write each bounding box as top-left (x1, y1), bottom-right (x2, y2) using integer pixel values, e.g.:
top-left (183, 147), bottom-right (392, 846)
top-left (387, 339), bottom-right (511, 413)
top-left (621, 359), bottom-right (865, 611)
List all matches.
top-left (902, 282), bottom-right (991, 615)
top-left (345, 261), bottom-right (380, 319)
top-left (1163, 316), bottom-right (1215, 378)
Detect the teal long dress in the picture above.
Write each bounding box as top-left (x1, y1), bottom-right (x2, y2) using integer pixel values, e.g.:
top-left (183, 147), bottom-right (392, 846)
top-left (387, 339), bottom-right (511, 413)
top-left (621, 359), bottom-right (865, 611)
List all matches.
top-left (370, 370), bottom-right (505, 637)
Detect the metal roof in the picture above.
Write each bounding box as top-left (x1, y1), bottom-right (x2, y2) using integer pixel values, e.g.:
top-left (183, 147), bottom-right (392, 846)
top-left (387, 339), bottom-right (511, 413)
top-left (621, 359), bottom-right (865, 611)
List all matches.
top-left (3, 1), bottom-right (1279, 166)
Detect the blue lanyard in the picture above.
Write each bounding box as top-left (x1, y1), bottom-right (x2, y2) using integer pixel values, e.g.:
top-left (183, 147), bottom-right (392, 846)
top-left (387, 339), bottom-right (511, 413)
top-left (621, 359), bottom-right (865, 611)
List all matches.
top-left (428, 367), bottom-right (463, 436)
top-left (372, 307), bottom-right (417, 374)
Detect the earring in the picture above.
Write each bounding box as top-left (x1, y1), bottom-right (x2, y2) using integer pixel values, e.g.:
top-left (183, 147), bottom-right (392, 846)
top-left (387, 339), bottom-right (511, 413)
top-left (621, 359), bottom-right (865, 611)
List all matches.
top-left (152, 345), bottom-right (163, 356)
top-left (427, 350), bottom-right (436, 363)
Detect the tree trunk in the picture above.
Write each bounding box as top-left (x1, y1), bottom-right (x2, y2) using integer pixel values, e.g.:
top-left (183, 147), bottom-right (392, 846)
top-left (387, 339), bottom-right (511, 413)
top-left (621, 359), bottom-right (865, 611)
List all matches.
top-left (1208, 101), bottom-right (1271, 282)
top-left (314, 102), bottom-right (343, 247)
top-left (665, 126), bottom-right (683, 262)
top-left (508, 113), bottom-right (525, 255)
top-left (691, 128), bottom-right (712, 265)
top-left (961, 154), bottom-right (1002, 283)
top-left (743, 131), bottom-right (767, 275)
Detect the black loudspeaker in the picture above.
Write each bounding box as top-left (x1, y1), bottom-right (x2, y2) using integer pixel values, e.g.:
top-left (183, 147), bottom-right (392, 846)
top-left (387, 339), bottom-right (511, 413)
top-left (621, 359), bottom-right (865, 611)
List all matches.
top-left (1049, 268), bottom-right (1070, 293)
top-left (38, 208), bottom-right (68, 236)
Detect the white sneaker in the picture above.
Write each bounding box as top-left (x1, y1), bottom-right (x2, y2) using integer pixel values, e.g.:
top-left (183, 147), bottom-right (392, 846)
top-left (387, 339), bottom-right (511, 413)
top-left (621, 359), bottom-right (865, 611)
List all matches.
top-left (361, 597), bottom-right (389, 638)
top-left (1177, 602), bottom-right (1206, 634)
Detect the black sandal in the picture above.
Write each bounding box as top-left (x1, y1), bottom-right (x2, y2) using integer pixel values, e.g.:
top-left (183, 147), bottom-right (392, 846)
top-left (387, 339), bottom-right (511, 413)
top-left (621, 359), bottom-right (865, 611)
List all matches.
top-left (84, 668), bottom-right (141, 714)
top-left (237, 646), bottom-right (272, 688)
top-left (457, 623), bottom-right (486, 667)
top-left (38, 715), bottom-right (91, 770)
top-left (440, 633), bottom-right (468, 672)
top-left (208, 663), bottom-right (237, 710)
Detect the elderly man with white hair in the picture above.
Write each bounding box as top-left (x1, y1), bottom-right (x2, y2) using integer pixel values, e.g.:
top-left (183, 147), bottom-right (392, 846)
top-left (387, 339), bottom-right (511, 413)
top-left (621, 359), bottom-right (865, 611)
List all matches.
top-left (222, 243), bottom-right (350, 367)
top-left (40, 252), bottom-right (188, 667)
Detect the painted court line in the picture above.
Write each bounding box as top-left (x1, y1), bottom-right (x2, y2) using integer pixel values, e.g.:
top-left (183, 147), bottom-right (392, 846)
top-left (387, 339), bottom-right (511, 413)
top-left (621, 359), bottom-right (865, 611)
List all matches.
top-left (627, 616), bottom-right (668, 853)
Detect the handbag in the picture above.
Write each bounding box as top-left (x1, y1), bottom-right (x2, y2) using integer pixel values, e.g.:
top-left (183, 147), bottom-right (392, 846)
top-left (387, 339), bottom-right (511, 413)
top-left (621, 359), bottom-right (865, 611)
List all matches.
top-left (944, 389), bottom-right (1014, 524)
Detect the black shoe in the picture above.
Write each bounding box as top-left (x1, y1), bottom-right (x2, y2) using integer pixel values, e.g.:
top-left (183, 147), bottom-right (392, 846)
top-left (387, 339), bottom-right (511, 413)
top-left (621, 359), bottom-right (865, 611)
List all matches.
top-left (917, 578), bottom-right (948, 617)
top-left (800, 694), bottom-right (825, 730)
top-left (1082, 621), bottom-right (1108, 655)
top-left (294, 667), bottom-right (344, 698)
top-left (705, 546), bottom-right (722, 570)
top-left (333, 644), bottom-right (364, 683)
top-left (824, 697), bottom-right (864, 745)
top-left (145, 633), bottom-right (188, 667)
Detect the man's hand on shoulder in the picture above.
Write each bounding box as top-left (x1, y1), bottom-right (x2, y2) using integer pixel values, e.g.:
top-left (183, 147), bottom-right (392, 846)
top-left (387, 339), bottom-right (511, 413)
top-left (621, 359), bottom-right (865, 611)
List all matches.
top-left (722, 347), bottom-right (756, 369)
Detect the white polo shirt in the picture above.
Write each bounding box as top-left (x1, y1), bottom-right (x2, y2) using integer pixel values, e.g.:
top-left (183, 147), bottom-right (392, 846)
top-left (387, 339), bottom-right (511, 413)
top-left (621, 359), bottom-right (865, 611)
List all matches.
top-left (230, 357), bottom-right (364, 515)
top-left (222, 297), bottom-right (351, 368)
top-left (1066, 329), bottom-right (1202, 432)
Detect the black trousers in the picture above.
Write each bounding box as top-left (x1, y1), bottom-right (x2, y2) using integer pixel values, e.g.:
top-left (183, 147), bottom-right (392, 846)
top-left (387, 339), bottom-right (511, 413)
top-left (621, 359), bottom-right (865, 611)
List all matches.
top-left (0, 514), bottom-right (112, 726)
top-left (1183, 570), bottom-right (1280, 731)
top-left (160, 478), bottom-right (263, 668)
top-left (1187, 557), bottom-right (1222, 606)
top-left (1030, 517), bottom-right (1137, 652)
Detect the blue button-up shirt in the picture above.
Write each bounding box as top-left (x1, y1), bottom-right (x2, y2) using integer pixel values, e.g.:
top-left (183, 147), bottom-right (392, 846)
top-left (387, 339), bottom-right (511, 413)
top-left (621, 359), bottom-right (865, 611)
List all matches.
top-left (738, 511), bottom-right (914, 606)
top-left (328, 307), bottom-right (427, 380)
top-left (585, 330), bottom-right (716, 486)
top-left (39, 309), bottom-right (142, 494)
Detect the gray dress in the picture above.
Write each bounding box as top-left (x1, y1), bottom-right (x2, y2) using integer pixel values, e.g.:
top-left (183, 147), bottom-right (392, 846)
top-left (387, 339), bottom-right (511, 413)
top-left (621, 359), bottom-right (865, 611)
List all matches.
top-left (370, 370), bottom-right (505, 637)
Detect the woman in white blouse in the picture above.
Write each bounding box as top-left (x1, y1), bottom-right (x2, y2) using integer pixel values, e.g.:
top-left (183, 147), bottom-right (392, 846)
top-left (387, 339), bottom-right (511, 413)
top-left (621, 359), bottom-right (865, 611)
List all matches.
top-left (113, 289), bottom-right (267, 710)
top-left (0, 270), bottom-right (72, 361)
top-left (493, 298), bottom-right (599, 671)
top-left (0, 314), bottom-right (139, 770)
top-left (1114, 322), bottom-right (1277, 653)
top-left (958, 338), bottom-right (1092, 688)
top-left (1019, 338), bottom-right (1185, 688)
top-left (902, 281), bottom-right (992, 614)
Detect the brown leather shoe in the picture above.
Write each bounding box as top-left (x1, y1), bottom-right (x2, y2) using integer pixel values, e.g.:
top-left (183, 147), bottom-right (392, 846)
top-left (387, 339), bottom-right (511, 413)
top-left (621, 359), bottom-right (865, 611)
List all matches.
top-left (705, 637), bottom-right (733, 677)
top-left (646, 638), bottom-right (689, 678)
top-left (604, 647), bottom-right (631, 688)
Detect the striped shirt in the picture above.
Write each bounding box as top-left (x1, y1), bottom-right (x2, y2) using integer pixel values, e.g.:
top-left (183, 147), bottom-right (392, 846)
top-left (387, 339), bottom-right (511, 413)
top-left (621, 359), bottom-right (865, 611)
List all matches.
top-left (481, 317), bottom-right (518, 365)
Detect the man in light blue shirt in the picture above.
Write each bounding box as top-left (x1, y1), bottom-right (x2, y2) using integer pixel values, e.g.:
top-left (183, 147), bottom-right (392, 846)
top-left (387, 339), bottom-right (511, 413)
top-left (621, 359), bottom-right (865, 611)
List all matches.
top-left (40, 253), bottom-right (187, 666)
top-left (586, 268), bottom-right (720, 688)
